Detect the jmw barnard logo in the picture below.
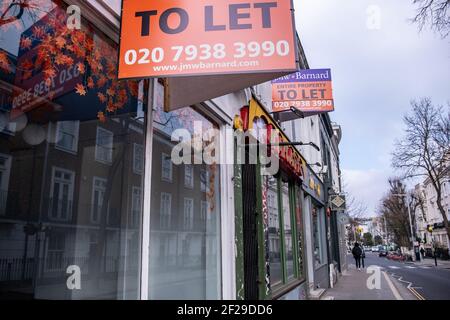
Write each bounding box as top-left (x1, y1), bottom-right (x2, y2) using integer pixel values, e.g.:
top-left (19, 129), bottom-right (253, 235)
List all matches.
top-left (273, 69), bottom-right (332, 83)
top-left (170, 121), bottom-right (281, 176)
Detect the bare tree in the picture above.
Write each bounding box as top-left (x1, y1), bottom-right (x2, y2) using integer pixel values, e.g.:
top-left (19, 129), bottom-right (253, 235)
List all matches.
top-left (392, 98), bottom-right (450, 243)
top-left (380, 178), bottom-right (413, 248)
top-left (411, 0), bottom-right (450, 38)
top-left (340, 180), bottom-right (368, 243)
top-left (410, 185), bottom-right (428, 241)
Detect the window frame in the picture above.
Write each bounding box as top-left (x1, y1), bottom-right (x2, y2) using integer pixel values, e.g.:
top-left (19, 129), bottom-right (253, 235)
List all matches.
top-left (44, 231), bottom-right (66, 272)
top-left (55, 120), bottom-right (80, 154)
top-left (160, 192), bottom-right (172, 229)
top-left (184, 164), bottom-right (194, 189)
top-left (183, 197), bottom-right (194, 230)
top-left (200, 169), bottom-right (209, 193)
top-left (95, 126), bottom-right (114, 165)
top-left (263, 172), bottom-right (305, 299)
top-left (161, 153), bottom-right (173, 182)
top-left (312, 203), bottom-right (326, 270)
top-left (131, 186), bottom-right (142, 228)
top-left (133, 143), bottom-right (144, 175)
top-left (91, 176), bottom-right (107, 224)
top-left (200, 200), bottom-right (208, 221)
top-left (0, 153), bottom-right (12, 216)
top-left (49, 166), bottom-right (75, 222)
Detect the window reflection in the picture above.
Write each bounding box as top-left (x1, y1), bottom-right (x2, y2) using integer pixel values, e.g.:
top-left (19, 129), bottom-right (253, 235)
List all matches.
top-left (0, 1), bottom-right (144, 299)
top-left (295, 189), bottom-right (304, 279)
top-left (149, 95), bottom-right (221, 299)
top-left (266, 175), bottom-right (282, 286)
top-left (281, 180), bottom-right (294, 280)
top-left (312, 206), bottom-right (323, 268)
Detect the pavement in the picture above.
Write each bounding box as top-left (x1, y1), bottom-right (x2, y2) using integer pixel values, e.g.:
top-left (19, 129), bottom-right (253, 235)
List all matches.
top-left (322, 253), bottom-right (450, 300)
top-left (321, 261), bottom-right (416, 300)
top-left (406, 257), bottom-right (450, 269)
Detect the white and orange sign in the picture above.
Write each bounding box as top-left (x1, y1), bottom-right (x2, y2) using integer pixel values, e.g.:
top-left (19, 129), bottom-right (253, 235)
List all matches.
top-left (272, 69), bottom-right (335, 114)
top-left (118, 0), bottom-right (297, 79)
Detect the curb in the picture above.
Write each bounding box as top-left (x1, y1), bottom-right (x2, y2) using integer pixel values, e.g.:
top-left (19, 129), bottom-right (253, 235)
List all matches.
top-left (382, 271), bottom-right (403, 300)
top-left (387, 273), bottom-right (421, 301)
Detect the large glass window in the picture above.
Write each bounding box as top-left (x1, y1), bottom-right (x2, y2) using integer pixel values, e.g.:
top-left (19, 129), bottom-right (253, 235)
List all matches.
top-left (281, 180), bottom-right (294, 280)
top-left (149, 97), bottom-right (221, 299)
top-left (312, 205), bottom-right (325, 268)
top-left (266, 175), bottom-right (282, 286)
top-left (295, 188), bottom-right (305, 279)
top-left (0, 2), bottom-right (145, 299)
top-left (263, 173), bottom-right (302, 293)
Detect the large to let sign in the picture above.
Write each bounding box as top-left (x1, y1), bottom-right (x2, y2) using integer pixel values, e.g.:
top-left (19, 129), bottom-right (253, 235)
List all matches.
top-left (118, 0), bottom-right (297, 79)
top-left (271, 69), bottom-right (334, 114)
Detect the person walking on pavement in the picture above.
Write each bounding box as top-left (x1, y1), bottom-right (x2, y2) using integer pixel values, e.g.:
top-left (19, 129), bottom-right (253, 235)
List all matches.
top-left (352, 242), bottom-right (362, 270)
top-left (420, 247), bottom-right (425, 259)
top-left (361, 245), bottom-right (366, 269)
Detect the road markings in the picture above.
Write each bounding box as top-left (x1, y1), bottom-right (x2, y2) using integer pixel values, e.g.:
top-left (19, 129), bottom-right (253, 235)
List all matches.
top-left (382, 271), bottom-right (403, 300)
top-left (389, 272), bottom-right (426, 300)
top-left (409, 287), bottom-right (426, 300)
top-left (405, 266), bottom-right (417, 269)
top-left (388, 266), bottom-right (400, 269)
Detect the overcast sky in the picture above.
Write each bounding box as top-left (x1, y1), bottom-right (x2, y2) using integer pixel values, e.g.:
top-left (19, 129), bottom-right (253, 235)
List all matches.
top-left (295, 0), bottom-right (450, 216)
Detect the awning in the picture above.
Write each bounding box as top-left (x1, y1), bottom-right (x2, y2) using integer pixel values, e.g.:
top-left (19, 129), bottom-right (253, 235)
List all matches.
top-left (163, 71), bottom-right (293, 111)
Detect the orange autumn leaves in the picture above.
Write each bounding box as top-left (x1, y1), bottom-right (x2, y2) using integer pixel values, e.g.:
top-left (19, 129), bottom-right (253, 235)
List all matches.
top-left (0, 51), bottom-right (10, 73)
top-left (1, 2), bottom-right (141, 122)
top-left (75, 83), bottom-right (86, 96)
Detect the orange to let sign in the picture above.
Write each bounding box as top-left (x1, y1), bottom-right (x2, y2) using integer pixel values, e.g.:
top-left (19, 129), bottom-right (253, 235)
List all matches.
top-left (272, 69), bottom-right (335, 114)
top-left (118, 0), bottom-right (297, 79)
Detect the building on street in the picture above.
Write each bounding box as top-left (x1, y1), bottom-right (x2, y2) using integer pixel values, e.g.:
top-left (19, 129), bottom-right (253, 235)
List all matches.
top-left (0, 0), bottom-right (346, 300)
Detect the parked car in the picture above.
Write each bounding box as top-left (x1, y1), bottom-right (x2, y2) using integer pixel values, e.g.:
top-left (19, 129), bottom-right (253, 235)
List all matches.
top-left (386, 251), bottom-right (406, 261)
top-left (371, 246), bottom-right (379, 252)
top-left (378, 248), bottom-right (388, 257)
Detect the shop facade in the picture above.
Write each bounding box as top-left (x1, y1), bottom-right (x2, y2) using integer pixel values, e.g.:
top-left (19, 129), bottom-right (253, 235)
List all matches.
top-left (0, 0), bottom-right (242, 299)
top-left (301, 164), bottom-right (329, 291)
top-left (233, 99), bottom-right (309, 300)
top-left (0, 0), bottom-right (339, 300)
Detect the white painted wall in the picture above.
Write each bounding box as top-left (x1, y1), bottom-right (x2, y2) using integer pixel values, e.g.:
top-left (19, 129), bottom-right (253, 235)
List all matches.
top-left (415, 178), bottom-right (450, 249)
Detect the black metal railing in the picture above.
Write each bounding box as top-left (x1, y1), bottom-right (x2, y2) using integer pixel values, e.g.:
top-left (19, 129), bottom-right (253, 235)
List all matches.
top-left (0, 255), bottom-right (139, 282)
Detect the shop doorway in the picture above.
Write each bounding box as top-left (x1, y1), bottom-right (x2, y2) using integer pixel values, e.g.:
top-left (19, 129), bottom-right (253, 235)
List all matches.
top-left (242, 163), bottom-right (259, 299)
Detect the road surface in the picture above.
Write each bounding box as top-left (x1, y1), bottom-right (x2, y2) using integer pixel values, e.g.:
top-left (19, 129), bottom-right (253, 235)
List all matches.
top-left (351, 252), bottom-right (450, 300)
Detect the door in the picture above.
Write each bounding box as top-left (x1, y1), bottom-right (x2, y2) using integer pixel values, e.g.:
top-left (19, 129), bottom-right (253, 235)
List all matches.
top-left (242, 163), bottom-right (258, 299)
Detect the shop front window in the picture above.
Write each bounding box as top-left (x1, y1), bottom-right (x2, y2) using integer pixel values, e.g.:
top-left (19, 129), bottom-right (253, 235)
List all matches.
top-left (312, 206), bottom-right (325, 268)
top-left (0, 1), bottom-right (145, 299)
top-left (295, 188), bottom-right (305, 279)
top-left (149, 99), bottom-right (221, 299)
top-left (281, 180), bottom-right (294, 280)
top-left (266, 175), bottom-right (282, 286)
top-left (263, 172), bottom-right (304, 295)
